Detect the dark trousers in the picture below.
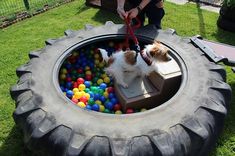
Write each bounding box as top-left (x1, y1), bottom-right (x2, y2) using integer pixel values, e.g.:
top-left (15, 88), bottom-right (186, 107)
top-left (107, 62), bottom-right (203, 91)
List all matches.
top-left (128, 0), bottom-right (165, 29)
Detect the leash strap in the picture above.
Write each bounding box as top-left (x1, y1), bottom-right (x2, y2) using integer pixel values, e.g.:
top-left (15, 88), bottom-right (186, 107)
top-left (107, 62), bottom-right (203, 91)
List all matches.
top-left (124, 17), bottom-right (152, 66)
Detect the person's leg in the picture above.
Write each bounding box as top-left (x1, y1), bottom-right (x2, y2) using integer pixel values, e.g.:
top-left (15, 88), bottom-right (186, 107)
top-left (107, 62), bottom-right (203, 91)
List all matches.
top-left (128, 0), bottom-right (145, 26)
top-left (145, 0), bottom-right (165, 29)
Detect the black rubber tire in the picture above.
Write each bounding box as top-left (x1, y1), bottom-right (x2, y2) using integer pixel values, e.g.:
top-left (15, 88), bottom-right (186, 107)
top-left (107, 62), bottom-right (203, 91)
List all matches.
top-left (10, 22), bottom-right (232, 156)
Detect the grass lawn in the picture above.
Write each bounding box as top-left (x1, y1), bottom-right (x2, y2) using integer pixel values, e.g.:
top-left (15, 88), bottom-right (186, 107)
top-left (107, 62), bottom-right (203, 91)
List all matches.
top-left (0, 0), bottom-right (235, 155)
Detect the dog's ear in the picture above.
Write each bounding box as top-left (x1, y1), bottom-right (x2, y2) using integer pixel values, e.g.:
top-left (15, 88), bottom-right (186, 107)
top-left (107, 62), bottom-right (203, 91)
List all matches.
top-left (154, 40), bottom-right (161, 44)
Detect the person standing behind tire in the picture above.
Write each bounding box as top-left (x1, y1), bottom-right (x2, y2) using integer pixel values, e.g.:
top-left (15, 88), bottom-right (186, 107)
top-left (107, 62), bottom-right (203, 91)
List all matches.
top-left (117, 0), bottom-right (165, 29)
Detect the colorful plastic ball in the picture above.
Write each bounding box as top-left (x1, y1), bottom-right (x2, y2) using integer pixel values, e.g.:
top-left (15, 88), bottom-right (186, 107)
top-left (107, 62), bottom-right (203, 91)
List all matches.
top-left (85, 66), bottom-right (91, 71)
top-left (99, 83), bottom-right (107, 90)
top-left (94, 59), bottom-right (100, 65)
top-left (73, 82), bottom-right (78, 88)
top-left (66, 77), bottom-right (72, 82)
top-left (88, 98), bottom-right (95, 105)
top-left (79, 84), bottom-right (86, 91)
top-left (80, 96), bottom-right (88, 103)
top-left (94, 53), bottom-right (100, 59)
top-left (84, 81), bottom-right (91, 88)
top-left (74, 91), bottom-right (83, 99)
top-left (104, 77), bottom-right (110, 84)
top-left (99, 96), bottom-right (106, 103)
top-left (99, 105), bottom-right (105, 112)
top-left (105, 102), bottom-right (114, 110)
top-left (77, 68), bottom-right (83, 74)
top-left (140, 108), bottom-right (147, 112)
top-left (77, 78), bottom-right (84, 85)
top-left (115, 110), bottom-right (122, 114)
top-left (86, 105), bottom-right (92, 110)
top-left (84, 88), bottom-right (90, 93)
top-left (98, 88), bottom-right (104, 95)
top-left (66, 82), bottom-right (73, 89)
top-left (60, 74), bottom-right (66, 80)
top-left (85, 70), bottom-right (92, 75)
top-left (110, 98), bottom-right (118, 105)
top-left (66, 90), bottom-right (73, 98)
top-left (104, 109), bottom-right (110, 113)
top-left (93, 93), bottom-right (100, 101)
top-left (71, 98), bottom-right (78, 104)
top-left (114, 104), bottom-right (121, 111)
top-left (84, 93), bottom-right (90, 100)
top-left (103, 91), bottom-right (109, 98)
top-left (92, 104), bottom-right (100, 111)
top-left (88, 91), bottom-right (94, 98)
top-left (85, 74), bottom-right (92, 81)
top-left (95, 100), bottom-right (102, 105)
top-left (77, 101), bottom-right (86, 108)
top-left (108, 93), bottom-right (115, 99)
top-left (97, 79), bottom-right (103, 85)
top-left (61, 68), bottom-right (68, 74)
top-left (126, 108), bottom-right (134, 114)
top-left (73, 88), bottom-right (79, 93)
top-left (107, 87), bottom-right (114, 93)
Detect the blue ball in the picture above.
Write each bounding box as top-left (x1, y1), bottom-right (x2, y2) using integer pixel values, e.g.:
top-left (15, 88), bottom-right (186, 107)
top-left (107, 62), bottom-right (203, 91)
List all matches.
top-left (93, 93), bottom-right (100, 101)
top-left (60, 86), bottom-right (65, 92)
top-left (65, 63), bottom-right (72, 69)
top-left (88, 91), bottom-right (94, 98)
top-left (66, 82), bottom-right (73, 89)
top-left (84, 81), bottom-right (91, 88)
top-left (66, 90), bottom-right (73, 98)
top-left (108, 93), bottom-right (115, 99)
top-left (99, 83), bottom-right (107, 90)
top-left (110, 98), bottom-right (118, 104)
top-left (86, 105), bottom-right (92, 110)
top-left (92, 104), bottom-right (100, 111)
top-left (105, 101), bottom-right (114, 110)
top-left (99, 95), bottom-right (106, 103)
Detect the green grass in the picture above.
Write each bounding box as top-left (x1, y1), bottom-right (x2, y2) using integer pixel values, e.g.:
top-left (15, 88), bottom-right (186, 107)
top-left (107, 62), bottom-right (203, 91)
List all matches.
top-left (0, 0), bottom-right (235, 155)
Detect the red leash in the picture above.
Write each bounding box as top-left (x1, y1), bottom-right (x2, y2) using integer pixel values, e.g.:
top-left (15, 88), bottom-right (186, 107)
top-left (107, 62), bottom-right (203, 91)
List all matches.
top-left (124, 17), bottom-right (152, 66)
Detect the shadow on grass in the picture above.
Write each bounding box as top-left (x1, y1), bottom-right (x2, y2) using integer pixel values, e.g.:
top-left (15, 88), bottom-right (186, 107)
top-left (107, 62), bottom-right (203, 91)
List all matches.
top-left (214, 27), bottom-right (235, 45)
top-left (76, 3), bottom-right (91, 15)
top-left (0, 125), bottom-right (33, 156)
top-left (196, 3), bottom-right (207, 38)
top-left (91, 9), bottom-right (122, 24)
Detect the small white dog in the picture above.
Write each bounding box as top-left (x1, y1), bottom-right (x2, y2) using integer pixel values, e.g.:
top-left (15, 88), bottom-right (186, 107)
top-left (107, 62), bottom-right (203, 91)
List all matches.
top-left (99, 41), bottom-right (171, 88)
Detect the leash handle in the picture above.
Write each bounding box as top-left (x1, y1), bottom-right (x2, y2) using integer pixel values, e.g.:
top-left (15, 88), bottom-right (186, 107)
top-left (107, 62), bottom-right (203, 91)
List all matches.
top-left (124, 16), bottom-right (141, 47)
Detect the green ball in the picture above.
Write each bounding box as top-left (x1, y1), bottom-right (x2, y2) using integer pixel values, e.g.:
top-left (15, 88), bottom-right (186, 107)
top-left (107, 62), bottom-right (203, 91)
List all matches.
top-left (104, 109), bottom-right (110, 113)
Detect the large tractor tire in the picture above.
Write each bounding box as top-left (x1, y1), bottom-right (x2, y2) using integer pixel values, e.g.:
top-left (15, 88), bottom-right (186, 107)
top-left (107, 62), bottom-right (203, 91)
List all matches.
top-left (10, 22), bottom-right (231, 156)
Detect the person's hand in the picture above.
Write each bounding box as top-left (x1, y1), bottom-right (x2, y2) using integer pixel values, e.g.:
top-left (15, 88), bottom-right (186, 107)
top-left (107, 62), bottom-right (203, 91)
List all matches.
top-left (127, 8), bottom-right (139, 19)
top-left (117, 7), bottom-right (128, 19)
top-left (156, 0), bottom-right (164, 8)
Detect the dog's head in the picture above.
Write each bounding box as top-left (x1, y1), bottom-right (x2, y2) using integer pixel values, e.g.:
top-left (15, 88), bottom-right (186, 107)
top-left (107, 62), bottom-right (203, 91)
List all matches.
top-left (146, 41), bottom-right (171, 62)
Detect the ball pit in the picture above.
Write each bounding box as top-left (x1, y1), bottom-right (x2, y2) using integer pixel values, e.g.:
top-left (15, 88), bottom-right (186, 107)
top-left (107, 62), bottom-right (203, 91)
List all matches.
top-left (58, 41), bottom-right (147, 114)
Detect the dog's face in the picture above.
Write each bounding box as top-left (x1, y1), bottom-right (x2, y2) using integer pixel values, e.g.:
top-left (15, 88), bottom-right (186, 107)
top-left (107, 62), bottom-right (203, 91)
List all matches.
top-left (146, 41), bottom-right (171, 62)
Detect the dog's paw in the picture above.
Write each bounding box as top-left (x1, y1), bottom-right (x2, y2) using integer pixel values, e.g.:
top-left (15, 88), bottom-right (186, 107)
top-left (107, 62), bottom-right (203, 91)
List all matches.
top-left (121, 83), bottom-right (128, 88)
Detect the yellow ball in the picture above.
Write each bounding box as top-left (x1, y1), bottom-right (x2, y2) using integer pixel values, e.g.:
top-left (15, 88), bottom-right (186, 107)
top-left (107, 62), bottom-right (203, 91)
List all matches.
top-left (104, 77), bottom-right (110, 84)
top-left (103, 91), bottom-right (109, 98)
top-left (74, 91), bottom-right (83, 99)
top-left (140, 108), bottom-right (147, 112)
top-left (115, 110), bottom-right (122, 114)
top-left (79, 84), bottom-right (86, 91)
top-left (101, 74), bottom-right (107, 78)
top-left (60, 74), bottom-right (66, 80)
top-left (95, 59), bottom-right (100, 65)
top-left (95, 100), bottom-right (102, 105)
top-left (77, 102), bottom-right (86, 108)
top-left (85, 70), bottom-right (92, 75)
top-left (98, 62), bottom-right (105, 68)
top-left (97, 79), bottom-right (103, 85)
top-left (85, 66), bottom-right (91, 71)
top-left (94, 53), bottom-right (100, 59)
top-left (84, 93), bottom-right (90, 100)
top-left (99, 105), bottom-right (105, 112)
top-left (73, 88), bottom-right (79, 93)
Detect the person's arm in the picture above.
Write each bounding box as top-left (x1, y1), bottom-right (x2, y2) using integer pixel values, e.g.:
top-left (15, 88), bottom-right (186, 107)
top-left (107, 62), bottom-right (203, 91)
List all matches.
top-left (117, 0), bottom-right (128, 19)
top-left (128, 0), bottom-right (151, 19)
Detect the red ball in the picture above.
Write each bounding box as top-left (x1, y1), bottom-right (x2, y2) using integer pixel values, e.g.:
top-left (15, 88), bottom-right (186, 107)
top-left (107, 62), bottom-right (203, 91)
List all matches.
top-left (114, 104), bottom-right (121, 111)
top-left (126, 108), bottom-right (134, 114)
top-left (77, 78), bottom-right (84, 85)
top-left (85, 74), bottom-right (92, 81)
top-left (66, 77), bottom-right (72, 82)
top-left (71, 98), bottom-right (78, 104)
top-left (73, 82), bottom-right (78, 88)
top-left (107, 87), bottom-right (114, 93)
top-left (77, 68), bottom-right (83, 74)
top-left (80, 96), bottom-right (88, 103)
